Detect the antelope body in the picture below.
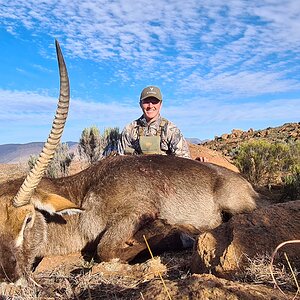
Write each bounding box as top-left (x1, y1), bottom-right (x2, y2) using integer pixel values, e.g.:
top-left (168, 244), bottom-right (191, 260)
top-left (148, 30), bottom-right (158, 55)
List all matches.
top-left (0, 42), bottom-right (258, 284)
top-left (0, 154), bottom-right (258, 282)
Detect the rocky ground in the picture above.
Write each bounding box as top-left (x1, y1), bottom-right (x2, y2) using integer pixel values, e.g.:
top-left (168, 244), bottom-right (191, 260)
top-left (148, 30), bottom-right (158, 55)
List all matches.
top-left (203, 122), bottom-right (300, 159)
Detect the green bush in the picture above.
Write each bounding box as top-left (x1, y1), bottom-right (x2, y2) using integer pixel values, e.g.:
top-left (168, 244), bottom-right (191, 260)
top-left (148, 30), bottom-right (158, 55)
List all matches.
top-left (78, 126), bottom-right (102, 164)
top-left (102, 127), bottom-right (120, 157)
top-left (78, 126), bottom-right (120, 163)
top-left (235, 140), bottom-right (291, 186)
top-left (286, 140), bottom-right (300, 167)
top-left (282, 165), bottom-right (300, 200)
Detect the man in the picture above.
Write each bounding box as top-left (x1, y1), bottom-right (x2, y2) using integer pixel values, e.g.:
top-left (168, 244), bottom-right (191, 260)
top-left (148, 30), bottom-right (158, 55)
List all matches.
top-left (118, 86), bottom-right (191, 158)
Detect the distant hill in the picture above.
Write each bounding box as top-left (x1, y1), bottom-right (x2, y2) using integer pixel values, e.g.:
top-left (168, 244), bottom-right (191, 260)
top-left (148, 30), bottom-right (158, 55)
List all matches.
top-left (0, 142), bottom-right (78, 164)
top-left (203, 122), bottom-right (300, 159)
top-left (186, 138), bottom-right (204, 144)
top-left (1, 139), bottom-right (203, 164)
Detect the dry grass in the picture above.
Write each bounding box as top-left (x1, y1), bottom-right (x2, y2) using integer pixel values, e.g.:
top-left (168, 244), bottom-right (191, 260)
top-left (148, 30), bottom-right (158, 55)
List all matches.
top-left (0, 243), bottom-right (298, 300)
top-left (270, 240), bottom-right (300, 299)
top-left (233, 250), bottom-right (299, 300)
top-left (0, 250), bottom-right (193, 299)
top-left (241, 254), bottom-right (298, 287)
top-left (0, 163), bottom-right (27, 183)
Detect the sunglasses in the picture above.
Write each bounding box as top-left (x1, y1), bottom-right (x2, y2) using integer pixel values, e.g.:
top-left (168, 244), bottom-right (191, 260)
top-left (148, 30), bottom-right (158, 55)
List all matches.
top-left (141, 98), bottom-right (161, 105)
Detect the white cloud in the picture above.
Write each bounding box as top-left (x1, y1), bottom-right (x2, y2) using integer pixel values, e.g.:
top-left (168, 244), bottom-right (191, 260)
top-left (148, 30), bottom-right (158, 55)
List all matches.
top-left (179, 70), bottom-right (300, 97)
top-left (1, 1), bottom-right (299, 79)
top-left (0, 89), bottom-right (139, 143)
top-left (0, 0), bottom-right (300, 143)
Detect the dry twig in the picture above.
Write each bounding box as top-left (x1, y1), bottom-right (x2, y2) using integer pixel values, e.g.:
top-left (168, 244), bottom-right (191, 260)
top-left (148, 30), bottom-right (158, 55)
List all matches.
top-left (270, 240), bottom-right (300, 299)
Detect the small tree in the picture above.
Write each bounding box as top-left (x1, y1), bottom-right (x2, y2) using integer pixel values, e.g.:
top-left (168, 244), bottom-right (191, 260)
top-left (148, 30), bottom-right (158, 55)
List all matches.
top-left (102, 127), bottom-right (120, 157)
top-left (78, 126), bottom-right (102, 164)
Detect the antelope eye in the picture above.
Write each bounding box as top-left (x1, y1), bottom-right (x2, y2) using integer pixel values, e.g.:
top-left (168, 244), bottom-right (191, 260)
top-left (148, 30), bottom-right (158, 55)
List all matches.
top-left (26, 216), bottom-right (32, 225)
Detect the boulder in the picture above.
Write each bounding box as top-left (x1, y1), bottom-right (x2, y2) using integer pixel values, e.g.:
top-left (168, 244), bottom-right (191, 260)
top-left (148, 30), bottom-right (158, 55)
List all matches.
top-left (191, 200), bottom-right (300, 279)
top-left (231, 129), bottom-right (244, 138)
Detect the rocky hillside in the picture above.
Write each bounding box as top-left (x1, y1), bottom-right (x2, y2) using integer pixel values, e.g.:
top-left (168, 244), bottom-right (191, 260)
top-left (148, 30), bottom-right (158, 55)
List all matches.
top-left (202, 122), bottom-right (300, 159)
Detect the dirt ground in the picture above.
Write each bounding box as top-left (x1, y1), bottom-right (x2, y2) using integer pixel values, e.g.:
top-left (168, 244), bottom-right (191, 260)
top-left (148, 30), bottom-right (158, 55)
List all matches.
top-left (188, 143), bottom-right (239, 172)
top-left (1, 248), bottom-right (296, 299)
top-left (0, 163), bottom-right (27, 183)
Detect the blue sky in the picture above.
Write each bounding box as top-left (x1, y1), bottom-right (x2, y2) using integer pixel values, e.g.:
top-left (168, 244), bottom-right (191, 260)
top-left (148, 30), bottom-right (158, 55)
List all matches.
top-left (0, 0), bottom-right (299, 144)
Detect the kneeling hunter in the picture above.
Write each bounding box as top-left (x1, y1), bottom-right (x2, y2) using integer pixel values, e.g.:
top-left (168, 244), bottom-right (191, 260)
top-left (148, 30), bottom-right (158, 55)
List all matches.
top-left (118, 86), bottom-right (191, 158)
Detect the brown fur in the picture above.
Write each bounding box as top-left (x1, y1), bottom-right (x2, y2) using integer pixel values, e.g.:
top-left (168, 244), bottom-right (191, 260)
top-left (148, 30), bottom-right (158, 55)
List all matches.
top-left (0, 154), bottom-right (259, 282)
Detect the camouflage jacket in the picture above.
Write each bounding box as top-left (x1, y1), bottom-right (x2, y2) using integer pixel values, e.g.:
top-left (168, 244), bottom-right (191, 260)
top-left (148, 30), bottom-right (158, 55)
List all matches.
top-left (117, 115), bottom-right (191, 158)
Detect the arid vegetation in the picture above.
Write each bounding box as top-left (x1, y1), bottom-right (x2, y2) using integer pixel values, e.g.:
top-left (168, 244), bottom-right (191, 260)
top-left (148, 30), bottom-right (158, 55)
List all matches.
top-left (26, 126), bottom-right (121, 179)
top-left (204, 123), bottom-right (300, 201)
top-left (234, 140), bottom-right (300, 200)
top-left (28, 143), bottom-right (74, 178)
top-left (78, 126), bottom-right (120, 165)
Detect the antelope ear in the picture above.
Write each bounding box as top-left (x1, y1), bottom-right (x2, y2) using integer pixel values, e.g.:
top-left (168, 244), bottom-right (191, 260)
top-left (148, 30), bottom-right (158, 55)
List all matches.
top-left (32, 190), bottom-right (83, 215)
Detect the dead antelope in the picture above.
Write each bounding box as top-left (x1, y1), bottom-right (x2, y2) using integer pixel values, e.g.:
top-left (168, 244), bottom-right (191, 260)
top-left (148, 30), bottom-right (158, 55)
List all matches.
top-left (0, 41), bottom-right (259, 284)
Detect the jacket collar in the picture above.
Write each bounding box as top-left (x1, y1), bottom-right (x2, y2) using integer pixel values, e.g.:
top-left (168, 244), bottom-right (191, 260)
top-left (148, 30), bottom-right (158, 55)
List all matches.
top-left (138, 114), bottom-right (162, 127)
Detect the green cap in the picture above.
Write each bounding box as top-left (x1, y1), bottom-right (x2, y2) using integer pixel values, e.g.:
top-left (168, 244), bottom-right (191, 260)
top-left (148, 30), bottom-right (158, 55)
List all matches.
top-left (140, 86), bottom-right (162, 102)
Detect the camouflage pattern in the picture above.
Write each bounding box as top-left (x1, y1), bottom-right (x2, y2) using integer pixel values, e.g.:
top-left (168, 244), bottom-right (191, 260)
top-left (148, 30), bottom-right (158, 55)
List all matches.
top-left (118, 115), bottom-right (191, 158)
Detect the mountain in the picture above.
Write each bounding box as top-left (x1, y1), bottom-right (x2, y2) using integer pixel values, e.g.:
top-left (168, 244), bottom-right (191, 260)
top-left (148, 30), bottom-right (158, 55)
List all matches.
top-left (186, 138), bottom-right (204, 144)
top-left (0, 142), bottom-right (78, 164)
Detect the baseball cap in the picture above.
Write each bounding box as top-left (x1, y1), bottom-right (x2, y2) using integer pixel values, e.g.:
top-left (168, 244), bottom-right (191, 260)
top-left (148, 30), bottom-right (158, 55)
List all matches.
top-left (140, 86), bottom-right (162, 102)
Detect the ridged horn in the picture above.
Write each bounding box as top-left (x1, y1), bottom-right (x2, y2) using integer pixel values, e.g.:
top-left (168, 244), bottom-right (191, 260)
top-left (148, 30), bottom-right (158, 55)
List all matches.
top-left (13, 40), bottom-right (70, 207)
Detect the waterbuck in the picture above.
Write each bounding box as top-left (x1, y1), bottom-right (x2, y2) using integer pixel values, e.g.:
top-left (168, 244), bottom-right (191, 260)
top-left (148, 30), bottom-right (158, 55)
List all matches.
top-left (0, 41), bottom-right (259, 284)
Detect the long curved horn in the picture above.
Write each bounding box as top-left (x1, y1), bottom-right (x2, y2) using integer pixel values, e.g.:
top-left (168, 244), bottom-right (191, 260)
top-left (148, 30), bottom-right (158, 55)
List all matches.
top-left (13, 40), bottom-right (70, 207)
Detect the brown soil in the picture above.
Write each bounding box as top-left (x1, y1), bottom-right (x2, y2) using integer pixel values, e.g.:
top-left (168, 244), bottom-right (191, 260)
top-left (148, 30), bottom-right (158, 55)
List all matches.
top-left (188, 143), bottom-right (239, 172)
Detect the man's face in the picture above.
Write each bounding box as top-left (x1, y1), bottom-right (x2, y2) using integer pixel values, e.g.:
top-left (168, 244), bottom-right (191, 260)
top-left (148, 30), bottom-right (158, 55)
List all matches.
top-left (140, 97), bottom-right (162, 122)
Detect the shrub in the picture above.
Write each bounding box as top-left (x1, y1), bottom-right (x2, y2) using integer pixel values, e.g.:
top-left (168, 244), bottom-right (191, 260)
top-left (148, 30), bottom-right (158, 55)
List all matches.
top-left (78, 126), bottom-right (102, 164)
top-left (282, 165), bottom-right (300, 200)
top-left (281, 141), bottom-right (300, 199)
top-left (28, 143), bottom-right (73, 178)
top-left (102, 127), bottom-right (120, 157)
top-left (235, 140), bottom-right (290, 186)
